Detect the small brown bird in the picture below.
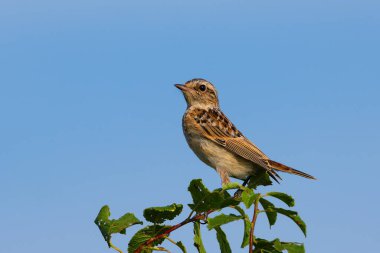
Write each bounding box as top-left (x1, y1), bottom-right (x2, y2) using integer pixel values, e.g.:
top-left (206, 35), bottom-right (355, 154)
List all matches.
top-left (175, 78), bottom-right (315, 185)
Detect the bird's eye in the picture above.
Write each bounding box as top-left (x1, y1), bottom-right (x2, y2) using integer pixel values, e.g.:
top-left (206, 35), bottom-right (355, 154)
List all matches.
top-left (199, 85), bottom-right (207, 92)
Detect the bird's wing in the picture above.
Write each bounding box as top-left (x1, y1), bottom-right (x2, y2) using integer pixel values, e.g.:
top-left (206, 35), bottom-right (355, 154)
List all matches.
top-left (193, 108), bottom-right (271, 170)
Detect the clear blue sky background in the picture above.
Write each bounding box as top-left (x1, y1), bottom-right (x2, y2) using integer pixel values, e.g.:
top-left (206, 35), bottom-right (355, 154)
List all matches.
top-left (1, 0), bottom-right (379, 252)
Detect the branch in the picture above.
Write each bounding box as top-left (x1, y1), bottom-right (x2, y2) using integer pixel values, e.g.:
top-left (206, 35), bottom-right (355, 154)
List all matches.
top-left (134, 210), bottom-right (214, 253)
top-left (249, 194), bottom-right (261, 253)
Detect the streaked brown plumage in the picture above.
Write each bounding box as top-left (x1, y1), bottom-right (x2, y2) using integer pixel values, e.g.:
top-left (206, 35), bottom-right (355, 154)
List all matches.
top-left (175, 78), bottom-right (315, 185)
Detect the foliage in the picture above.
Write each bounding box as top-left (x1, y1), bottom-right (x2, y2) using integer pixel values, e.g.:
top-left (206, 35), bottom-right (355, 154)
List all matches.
top-left (94, 175), bottom-right (309, 253)
top-left (143, 204), bottom-right (183, 224)
top-left (94, 205), bottom-right (142, 248)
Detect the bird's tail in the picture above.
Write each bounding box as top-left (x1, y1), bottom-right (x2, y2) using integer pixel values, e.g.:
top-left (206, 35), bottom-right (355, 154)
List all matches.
top-left (268, 160), bottom-right (316, 180)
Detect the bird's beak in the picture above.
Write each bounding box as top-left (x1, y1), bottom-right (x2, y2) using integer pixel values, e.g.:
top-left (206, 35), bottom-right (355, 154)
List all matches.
top-left (175, 84), bottom-right (189, 92)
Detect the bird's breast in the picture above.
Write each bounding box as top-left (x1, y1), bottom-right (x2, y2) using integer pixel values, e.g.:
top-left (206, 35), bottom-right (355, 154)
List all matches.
top-left (182, 114), bottom-right (214, 167)
top-left (182, 112), bottom-right (254, 179)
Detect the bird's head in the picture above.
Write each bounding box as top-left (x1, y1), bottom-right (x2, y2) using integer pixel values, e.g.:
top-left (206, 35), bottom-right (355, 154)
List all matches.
top-left (175, 78), bottom-right (219, 109)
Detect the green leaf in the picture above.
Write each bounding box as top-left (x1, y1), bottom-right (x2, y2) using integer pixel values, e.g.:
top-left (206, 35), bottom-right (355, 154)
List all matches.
top-left (274, 208), bottom-right (307, 237)
top-left (215, 227), bottom-right (232, 253)
top-left (128, 225), bottom-right (169, 253)
top-left (247, 171), bottom-right (273, 189)
top-left (94, 205), bottom-right (143, 247)
top-left (219, 190), bottom-right (241, 208)
top-left (242, 217), bottom-right (251, 248)
top-left (222, 182), bottom-right (242, 190)
top-left (188, 179), bottom-right (211, 205)
top-left (274, 240), bottom-right (305, 253)
top-left (266, 192), bottom-right (295, 207)
top-left (255, 238), bottom-right (304, 253)
top-left (253, 238), bottom-right (282, 253)
top-left (188, 179), bottom-right (238, 212)
top-left (281, 243), bottom-right (305, 253)
top-left (259, 198), bottom-right (277, 227)
top-left (241, 188), bottom-right (259, 208)
top-left (176, 241), bottom-right (187, 253)
top-left (232, 206), bottom-right (251, 248)
top-left (193, 222), bottom-right (207, 253)
top-left (143, 203), bottom-right (183, 224)
top-left (207, 213), bottom-right (242, 230)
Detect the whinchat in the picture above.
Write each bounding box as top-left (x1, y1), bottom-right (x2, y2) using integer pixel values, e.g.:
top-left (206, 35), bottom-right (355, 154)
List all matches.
top-left (175, 78), bottom-right (315, 185)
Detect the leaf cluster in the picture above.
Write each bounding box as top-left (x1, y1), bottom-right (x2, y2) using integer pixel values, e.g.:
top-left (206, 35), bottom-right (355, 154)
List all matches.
top-left (94, 174), bottom-right (309, 253)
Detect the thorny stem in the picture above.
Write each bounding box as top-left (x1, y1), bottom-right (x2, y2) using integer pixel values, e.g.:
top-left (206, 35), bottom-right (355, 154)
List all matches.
top-left (134, 210), bottom-right (214, 253)
top-left (249, 194), bottom-right (261, 253)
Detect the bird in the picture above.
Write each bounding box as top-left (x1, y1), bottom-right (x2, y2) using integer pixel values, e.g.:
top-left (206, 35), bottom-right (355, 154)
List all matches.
top-left (175, 78), bottom-right (315, 185)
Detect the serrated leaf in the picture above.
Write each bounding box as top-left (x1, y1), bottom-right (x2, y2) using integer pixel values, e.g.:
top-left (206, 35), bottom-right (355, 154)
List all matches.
top-left (94, 205), bottom-right (143, 247)
top-left (176, 241), bottom-right (187, 253)
top-left (218, 189), bottom-right (241, 208)
top-left (215, 227), bottom-right (232, 253)
top-left (273, 239), bottom-right (284, 251)
top-left (188, 179), bottom-right (211, 205)
top-left (232, 206), bottom-right (251, 248)
top-left (193, 222), bottom-right (207, 253)
top-left (241, 188), bottom-right (259, 208)
top-left (281, 243), bottom-right (305, 253)
top-left (222, 182), bottom-right (242, 190)
top-left (274, 208), bottom-right (307, 237)
top-left (273, 240), bottom-right (284, 251)
top-left (247, 171), bottom-right (272, 189)
top-left (273, 240), bottom-right (305, 253)
top-left (128, 225), bottom-right (169, 253)
top-left (207, 213), bottom-right (241, 230)
top-left (253, 238), bottom-right (282, 253)
top-left (188, 179), bottom-right (238, 212)
top-left (259, 198), bottom-right (277, 227)
top-left (242, 217), bottom-right (251, 248)
top-left (253, 238), bottom-right (305, 253)
top-left (266, 192), bottom-right (295, 207)
top-left (143, 203), bottom-right (183, 224)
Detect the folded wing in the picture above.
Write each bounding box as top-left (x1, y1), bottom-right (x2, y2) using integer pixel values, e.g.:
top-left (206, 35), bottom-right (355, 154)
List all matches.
top-left (193, 108), bottom-right (281, 182)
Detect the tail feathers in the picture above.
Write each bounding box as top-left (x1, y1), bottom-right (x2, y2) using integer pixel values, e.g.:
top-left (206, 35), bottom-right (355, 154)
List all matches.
top-left (268, 160), bottom-right (316, 180)
top-left (267, 169), bottom-right (281, 184)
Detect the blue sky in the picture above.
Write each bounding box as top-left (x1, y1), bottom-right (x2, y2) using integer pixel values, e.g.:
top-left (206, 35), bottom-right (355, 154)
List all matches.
top-left (1, 0), bottom-right (379, 252)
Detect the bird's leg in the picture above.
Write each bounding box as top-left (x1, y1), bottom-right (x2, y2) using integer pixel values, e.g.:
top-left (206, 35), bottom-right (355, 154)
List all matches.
top-left (216, 167), bottom-right (230, 185)
top-left (242, 176), bottom-right (251, 187)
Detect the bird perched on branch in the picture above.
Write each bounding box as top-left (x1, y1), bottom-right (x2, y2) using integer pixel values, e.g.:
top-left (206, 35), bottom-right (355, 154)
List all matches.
top-left (175, 78), bottom-right (315, 185)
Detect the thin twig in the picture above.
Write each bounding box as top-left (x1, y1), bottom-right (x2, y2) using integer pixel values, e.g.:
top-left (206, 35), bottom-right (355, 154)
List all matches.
top-left (165, 237), bottom-right (178, 246)
top-left (110, 241), bottom-right (123, 253)
top-left (249, 194), bottom-right (261, 253)
top-left (186, 209), bottom-right (195, 220)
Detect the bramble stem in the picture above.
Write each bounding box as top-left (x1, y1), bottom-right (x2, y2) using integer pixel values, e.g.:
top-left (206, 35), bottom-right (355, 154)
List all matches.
top-left (134, 210), bottom-right (214, 253)
top-left (249, 194), bottom-right (261, 253)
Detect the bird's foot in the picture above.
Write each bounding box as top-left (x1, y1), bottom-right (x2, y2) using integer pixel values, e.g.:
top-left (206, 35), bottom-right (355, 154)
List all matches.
top-left (234, 189), bottom-right (243, 199)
